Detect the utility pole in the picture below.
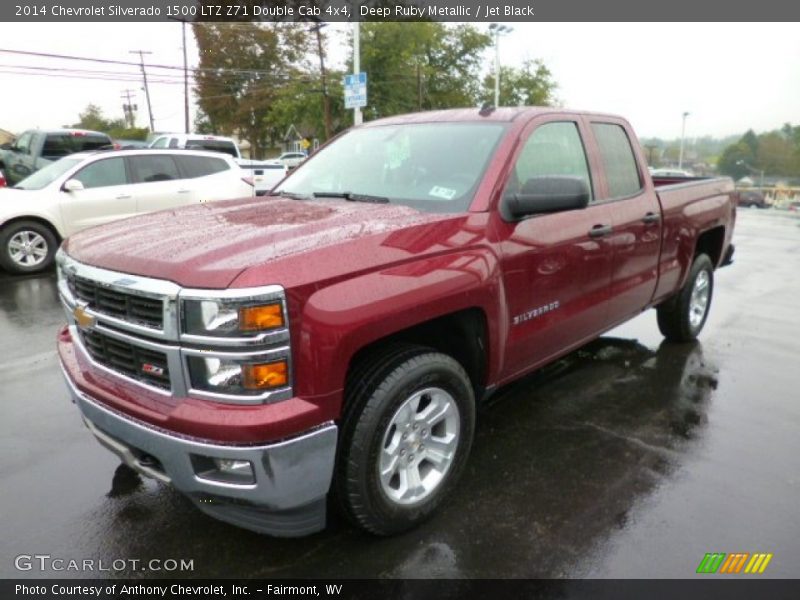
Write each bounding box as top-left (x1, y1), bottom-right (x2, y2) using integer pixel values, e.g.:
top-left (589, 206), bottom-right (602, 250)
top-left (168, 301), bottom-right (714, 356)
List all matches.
top-left (417, 64), bottom-right (422, 110)
top-left (310, 22), bottom-right (332, 140)
top-left (353, 22), bottom-right (362, 126)
top-left (130, 50), bottom-right (155, 132)
top-left (181, 21), bottom-right (189, 133)
top-left (678, 111), bottom-right (690, 170)
top-left (120, 89), bottom-right (137, 128)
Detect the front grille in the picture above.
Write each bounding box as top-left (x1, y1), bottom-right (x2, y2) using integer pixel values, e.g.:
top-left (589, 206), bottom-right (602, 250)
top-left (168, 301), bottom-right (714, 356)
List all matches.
top-left (68, 275), bottom-right (163, 330)
top-left (79, 328), bottom-right (171, 390)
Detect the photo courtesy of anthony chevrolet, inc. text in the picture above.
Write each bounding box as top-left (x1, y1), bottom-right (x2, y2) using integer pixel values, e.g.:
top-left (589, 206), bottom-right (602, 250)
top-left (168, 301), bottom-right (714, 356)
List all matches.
top-left (1, 1), bottom-right (799, 598)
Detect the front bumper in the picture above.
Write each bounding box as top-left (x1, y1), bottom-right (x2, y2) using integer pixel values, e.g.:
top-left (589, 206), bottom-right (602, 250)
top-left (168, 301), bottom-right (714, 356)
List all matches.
top-left (60, 362), bottom-right (338, 537)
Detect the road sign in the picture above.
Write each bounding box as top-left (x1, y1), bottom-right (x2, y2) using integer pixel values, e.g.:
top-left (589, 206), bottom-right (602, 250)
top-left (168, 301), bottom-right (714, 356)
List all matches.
top-left (344, 72), bottom-right (367, 109)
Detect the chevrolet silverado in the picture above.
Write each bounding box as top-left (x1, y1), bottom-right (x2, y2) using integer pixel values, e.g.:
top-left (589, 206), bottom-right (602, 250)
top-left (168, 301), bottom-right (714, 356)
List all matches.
top-left (56, 107), bottom-right (735, 537)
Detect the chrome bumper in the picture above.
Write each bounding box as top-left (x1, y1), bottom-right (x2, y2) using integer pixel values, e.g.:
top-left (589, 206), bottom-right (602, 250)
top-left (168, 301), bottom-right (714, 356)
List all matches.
top-left (61, 365), bottom-right (337, 537)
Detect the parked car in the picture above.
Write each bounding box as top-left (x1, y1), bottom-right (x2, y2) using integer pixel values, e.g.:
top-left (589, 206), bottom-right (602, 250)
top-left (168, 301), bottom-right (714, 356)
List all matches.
top-left (0, 149), bottom-right (253, 274)
top-left (788, 201), bottom-right (800, 212)
top-left (735, 190), bottom-right (769, 208)
top-left (275, 151), bottom-right (307, 169)
top-left (0, 129), bottom-right (112, 186)
top-left (57, 107), bottom-right (736, 537)
top-left (113, 139), bottom-right (149, 150)
top-left (649, 168), bottom-right (693, 178)
top-left (149, 133), bottom-right (287, 195)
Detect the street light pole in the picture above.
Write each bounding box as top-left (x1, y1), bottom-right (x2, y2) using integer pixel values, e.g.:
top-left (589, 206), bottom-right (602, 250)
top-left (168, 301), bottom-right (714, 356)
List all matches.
top-left (353, 22), bottom-right (362, 126)
top-left (488, 23), bottom-right (512, 107)
top-left (310, 22), bottom-right (332, 140)
top-left (678, 111), bottom-right (690, 170)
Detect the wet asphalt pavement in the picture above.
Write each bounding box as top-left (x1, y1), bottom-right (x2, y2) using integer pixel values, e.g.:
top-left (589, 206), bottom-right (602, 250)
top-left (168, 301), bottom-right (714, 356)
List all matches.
top-left (1, 209), bottom-right (798, 579)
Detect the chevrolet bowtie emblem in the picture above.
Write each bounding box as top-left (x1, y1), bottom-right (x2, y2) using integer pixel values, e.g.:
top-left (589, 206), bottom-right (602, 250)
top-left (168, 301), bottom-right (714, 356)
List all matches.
top-left (73, 304), bottom-right (96, 330)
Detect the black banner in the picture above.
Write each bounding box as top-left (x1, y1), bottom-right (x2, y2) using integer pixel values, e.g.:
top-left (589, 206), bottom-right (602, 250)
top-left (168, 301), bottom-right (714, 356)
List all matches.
top-left (4, 580), bottom-right (800, 600)
top-left (2, 0), bottom-right (800, 22)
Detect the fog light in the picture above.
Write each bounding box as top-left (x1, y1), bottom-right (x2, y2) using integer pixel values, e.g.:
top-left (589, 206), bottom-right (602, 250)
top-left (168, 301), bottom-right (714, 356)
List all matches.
top-left (242, 361), bottom-right (288, 390)
top-left (191, 455), bottom-right (255, 484)
top-left (187, 356), bottom-right (289, 396)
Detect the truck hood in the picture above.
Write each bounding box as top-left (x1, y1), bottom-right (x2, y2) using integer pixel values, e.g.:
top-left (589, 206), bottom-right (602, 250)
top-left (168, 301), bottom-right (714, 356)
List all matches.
top-left (63, 196), bottom-right (457, 288)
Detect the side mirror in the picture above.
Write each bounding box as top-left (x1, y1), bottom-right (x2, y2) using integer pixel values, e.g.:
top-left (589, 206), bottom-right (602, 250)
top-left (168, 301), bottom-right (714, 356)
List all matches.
top-left (63, 179), bottom-right (85, 193)
top-left (506, 176), bottom-right (590, 218)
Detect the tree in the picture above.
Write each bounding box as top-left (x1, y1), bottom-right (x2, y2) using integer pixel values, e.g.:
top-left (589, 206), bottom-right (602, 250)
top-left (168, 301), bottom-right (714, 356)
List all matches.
top-left (717, 141), bottom-right (755, 179)
top-left (71, 104), bottom-right (125, 133)
top-left (356, 23), bottom-right (493, 119)
top-left (481, 59), bottom-right (558, 107)
top-left (193, 22), bottom-right (312, 158)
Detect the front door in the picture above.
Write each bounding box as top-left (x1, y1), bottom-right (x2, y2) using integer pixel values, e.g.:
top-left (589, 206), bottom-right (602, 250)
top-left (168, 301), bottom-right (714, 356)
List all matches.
top-left (495, 118), bottom-right (617, 380)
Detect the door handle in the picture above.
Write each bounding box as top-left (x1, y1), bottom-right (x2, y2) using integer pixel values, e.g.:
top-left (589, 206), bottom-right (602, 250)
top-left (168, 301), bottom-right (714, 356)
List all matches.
top-left (588, 224), bottom-right (613, 238)
top-left (116, 194), bottom-right (132, 200)
top-left (642, 212), bottom-right (660, 224)
top-left (177, 189), bottom-right (192, 194)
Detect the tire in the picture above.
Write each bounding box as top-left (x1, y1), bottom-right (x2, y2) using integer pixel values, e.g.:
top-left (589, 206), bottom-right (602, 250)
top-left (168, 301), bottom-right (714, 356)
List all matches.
top-left (657, 253), bottom-right (714, 342)
top-left (0, 220), bottom-right (58, 275)
top-left (335, 345), bottom-right (476, 535)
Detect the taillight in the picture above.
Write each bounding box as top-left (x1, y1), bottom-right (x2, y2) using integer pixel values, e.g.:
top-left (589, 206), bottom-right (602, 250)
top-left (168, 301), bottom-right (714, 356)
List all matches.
top-left (0, 171), bottom-right (6, 187)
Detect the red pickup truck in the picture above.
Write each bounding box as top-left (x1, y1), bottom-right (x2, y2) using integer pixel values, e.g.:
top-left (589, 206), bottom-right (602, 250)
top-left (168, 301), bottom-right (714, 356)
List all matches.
top-left (56, 107), bottom-right (735, 537)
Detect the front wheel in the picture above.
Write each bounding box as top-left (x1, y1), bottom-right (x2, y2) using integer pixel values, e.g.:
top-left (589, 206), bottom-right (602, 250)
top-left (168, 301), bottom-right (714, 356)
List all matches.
top-left (335, 346), bottom-right (475, 535)
top-left (0, 220), bottom-right (58, 274)
top-left (657, 254), bottom-right (714, 342)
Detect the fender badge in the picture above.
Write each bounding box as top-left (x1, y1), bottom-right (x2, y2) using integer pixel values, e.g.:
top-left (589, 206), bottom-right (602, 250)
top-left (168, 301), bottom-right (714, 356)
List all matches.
top-left (73, 304), bottom-right (96, 330)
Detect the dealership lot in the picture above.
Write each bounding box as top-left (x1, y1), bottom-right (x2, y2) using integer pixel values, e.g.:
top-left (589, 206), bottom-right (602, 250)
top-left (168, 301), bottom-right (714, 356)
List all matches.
top-left (0, 209), bottom-right (798, 578)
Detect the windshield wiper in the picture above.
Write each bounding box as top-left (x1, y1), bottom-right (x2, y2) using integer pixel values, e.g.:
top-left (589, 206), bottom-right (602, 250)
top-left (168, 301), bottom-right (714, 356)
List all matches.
top-left (312, 191), bottom-right (390, 204)
top-left (269, 190), bottom-right (309, 200)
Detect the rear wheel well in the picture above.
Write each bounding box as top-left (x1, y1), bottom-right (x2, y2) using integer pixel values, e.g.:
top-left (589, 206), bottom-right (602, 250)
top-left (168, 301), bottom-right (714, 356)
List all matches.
top-left (345, 308), bottom-right (489, 401)
top-left (694, 226), bottom-right (725, 268)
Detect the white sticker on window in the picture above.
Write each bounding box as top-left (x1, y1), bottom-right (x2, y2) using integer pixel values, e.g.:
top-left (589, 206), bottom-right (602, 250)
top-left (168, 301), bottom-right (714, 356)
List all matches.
top-left (429, 186), bottom-right (457, 200)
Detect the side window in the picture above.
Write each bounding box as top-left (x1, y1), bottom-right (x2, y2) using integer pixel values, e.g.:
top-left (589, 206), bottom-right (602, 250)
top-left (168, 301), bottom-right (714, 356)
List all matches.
top-left (15, 132), bottom-right (33, 155)
top-left (175, 155), bottom-right (230, 178)
top-left (129, 155), bottom-right (180, 183)
top-left (507, 121), bottom-right (593, 201)
top-left (591, 123), bottom-right (643, 199)
top-left (150, 137), bottom-right (168, 149)
top-left (72, 158), bottom-right (128, 189)
top-left (168, 138), bottom-right (179, 149)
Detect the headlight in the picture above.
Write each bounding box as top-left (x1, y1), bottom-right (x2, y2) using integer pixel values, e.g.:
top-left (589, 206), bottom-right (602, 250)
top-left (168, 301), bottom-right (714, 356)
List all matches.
top-left (182, 298), bottom-right (285, 337)
top-left (187, 355), bottom-right (289, 396)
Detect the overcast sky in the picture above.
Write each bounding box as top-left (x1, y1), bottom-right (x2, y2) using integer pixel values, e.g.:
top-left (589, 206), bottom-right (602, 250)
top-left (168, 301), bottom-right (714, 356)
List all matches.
top-left (0, 22), bottom-right (797, 140)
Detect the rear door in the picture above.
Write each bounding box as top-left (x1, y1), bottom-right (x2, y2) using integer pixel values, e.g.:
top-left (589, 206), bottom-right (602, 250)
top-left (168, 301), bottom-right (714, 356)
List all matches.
top-left (127, 154), bottom-right (190, 213)
top-left (495, 117), bottom-right (617, 379)
top-left (58, 156), bottom-right (137, 236)
top-left (173, 154), bottom-right (244, 203)
top-left (588, 120), bottom-right (662, 324)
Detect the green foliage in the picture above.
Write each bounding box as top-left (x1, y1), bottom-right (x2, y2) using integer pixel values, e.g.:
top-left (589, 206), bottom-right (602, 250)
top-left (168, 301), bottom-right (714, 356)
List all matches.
top-left (193, 22), bottom-right (312, 158)
top-left (718, 125), bottom-right (800, 179)
top-left (357, 22), bottom-right (492, 118)
top-left (481, 59), bottom-right (558, 107)
top-left (107, 127), bottom-right (149, 141)
top-left (71, 104), bottom-right (125, 133)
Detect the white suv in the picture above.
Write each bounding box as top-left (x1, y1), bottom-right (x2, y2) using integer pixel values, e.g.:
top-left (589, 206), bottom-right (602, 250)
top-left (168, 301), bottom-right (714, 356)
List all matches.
top-left (0, 149), bottom-right (253, 274)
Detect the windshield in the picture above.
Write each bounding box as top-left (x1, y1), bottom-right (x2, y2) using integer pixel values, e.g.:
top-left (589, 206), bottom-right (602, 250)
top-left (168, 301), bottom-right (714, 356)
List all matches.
top-left (275, 122), bottom-right (507, 213)
top-left (13, 158), bottom-right (82, 190)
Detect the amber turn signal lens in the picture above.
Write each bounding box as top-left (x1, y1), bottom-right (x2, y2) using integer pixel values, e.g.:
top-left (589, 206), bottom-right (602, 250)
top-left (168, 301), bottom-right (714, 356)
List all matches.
top-left (239, 303), bottom-right (284, 331)
top-left (242, 361), bottom-right (288, 390)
